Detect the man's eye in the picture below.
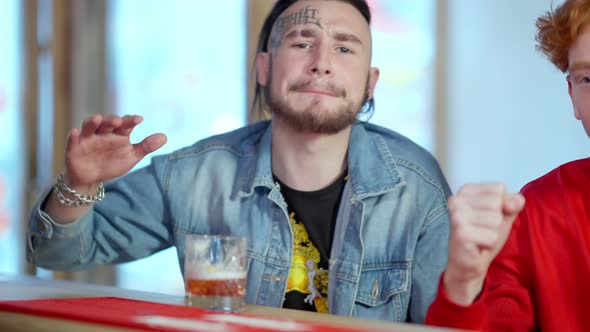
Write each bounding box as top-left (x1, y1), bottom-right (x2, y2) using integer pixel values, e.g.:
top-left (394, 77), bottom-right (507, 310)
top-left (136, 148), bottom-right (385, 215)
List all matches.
top-left (293, 43), bottom-right (310, 49)
top-left (338, 47), bottom-right (352, 54)
top-left (572, 73), bottom-right (590, 84)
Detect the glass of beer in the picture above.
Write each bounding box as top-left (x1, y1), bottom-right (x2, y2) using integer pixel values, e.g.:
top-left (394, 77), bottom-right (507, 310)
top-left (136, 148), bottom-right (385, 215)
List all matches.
top-left (184, 235), bottom-right (248, 312)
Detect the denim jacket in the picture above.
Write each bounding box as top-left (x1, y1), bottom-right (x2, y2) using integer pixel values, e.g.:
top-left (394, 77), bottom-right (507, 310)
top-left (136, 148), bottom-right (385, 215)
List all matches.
top-left (27, 120), bottom-right (450, 323)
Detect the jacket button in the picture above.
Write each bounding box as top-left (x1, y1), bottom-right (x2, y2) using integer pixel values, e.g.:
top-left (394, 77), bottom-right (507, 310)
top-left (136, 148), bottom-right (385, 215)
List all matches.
top-left (371, 278), bottom-right (379, 300)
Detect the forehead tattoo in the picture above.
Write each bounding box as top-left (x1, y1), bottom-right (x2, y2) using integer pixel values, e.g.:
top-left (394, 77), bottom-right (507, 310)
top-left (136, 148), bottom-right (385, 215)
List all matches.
top-left (269, 5), bottom-right (323, 54)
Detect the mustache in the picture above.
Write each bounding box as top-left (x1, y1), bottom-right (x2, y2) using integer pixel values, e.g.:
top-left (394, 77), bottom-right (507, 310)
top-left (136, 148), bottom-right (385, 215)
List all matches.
top-left (289, 80), bottom-right (346, 97)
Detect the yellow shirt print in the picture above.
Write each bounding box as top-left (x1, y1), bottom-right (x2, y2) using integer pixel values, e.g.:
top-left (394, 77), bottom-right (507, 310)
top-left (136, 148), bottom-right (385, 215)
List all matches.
top-left (285, 212), bottom-right (329, 313)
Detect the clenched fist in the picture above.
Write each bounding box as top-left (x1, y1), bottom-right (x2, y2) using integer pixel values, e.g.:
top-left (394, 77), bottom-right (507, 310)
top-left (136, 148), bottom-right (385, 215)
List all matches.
top-left (443, 183), bottom-right (525, 305)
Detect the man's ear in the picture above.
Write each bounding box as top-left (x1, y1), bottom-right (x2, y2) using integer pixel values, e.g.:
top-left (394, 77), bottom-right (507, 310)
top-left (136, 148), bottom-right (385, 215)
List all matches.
top-left (256, 52), bottom-right (270, 86)
top-left (567, 75), bottom-right (581, 120)
top-left (367, 67), bottom-right (380, 99)
top-left (568, 78), bottom-right (582, 119)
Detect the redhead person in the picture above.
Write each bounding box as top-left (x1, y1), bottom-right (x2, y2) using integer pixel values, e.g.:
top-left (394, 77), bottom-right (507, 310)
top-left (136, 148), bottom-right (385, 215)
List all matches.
top-left (426, 0), bottom-right (590, 331)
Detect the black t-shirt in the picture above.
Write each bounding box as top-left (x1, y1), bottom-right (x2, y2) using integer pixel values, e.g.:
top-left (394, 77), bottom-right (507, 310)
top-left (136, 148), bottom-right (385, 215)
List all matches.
top-left (275, 172), bottom-right (347, 313)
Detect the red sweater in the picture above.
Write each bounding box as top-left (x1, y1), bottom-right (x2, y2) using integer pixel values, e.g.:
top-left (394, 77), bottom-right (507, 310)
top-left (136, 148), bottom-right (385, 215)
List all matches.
top-left (426, 158), bottom-right (590, 332)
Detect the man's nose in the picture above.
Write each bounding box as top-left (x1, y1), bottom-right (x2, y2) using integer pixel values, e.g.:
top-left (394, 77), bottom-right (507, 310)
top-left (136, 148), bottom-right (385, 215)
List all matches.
top-left (309, 45), bottom-right (333, 76)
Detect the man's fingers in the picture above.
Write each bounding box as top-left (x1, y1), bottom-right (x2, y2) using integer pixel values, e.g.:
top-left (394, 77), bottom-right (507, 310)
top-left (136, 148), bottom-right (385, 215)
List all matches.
top-left (449, 201), bottom-right (504, 235)
top-left (65, 128), bottom-right (80, 153)
top-left (449, 183), bottom-right (523, 251)
top-left (80, 115), bottom-right (102, 138)
top-left (457, 183), bottom-right (505, 196)
top-left (95, 114), bottom-right (123, 135)
top-left (503, 193), bottom-right (526, 218)
top-left (453, 224), bottom-right (502, 250)
top-left (133, 133), bottom-right (167, 159)
top-left (450, 184), bottom-right (523, 226)
top-left (113, 115), bottom-right (143, 136)
top-left (453, 183), bottom-right (506, 210)
top-left (449, 193), bottom-right (500, 217)
top-left (462, 211), bottom-right (503, 229)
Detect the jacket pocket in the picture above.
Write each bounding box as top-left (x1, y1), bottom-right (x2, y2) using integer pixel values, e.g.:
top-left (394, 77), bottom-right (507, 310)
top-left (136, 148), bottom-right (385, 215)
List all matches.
top-left (353, 264), bottom-right (410, 321)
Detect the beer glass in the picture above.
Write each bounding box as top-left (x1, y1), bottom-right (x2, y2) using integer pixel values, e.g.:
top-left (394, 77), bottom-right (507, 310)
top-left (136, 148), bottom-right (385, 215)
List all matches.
top-left (184, 235), bottom-right (248, 312)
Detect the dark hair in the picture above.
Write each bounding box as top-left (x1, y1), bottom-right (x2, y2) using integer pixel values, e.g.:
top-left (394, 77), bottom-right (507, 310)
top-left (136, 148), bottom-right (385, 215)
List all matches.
top-left (250, 0), bottom-right (375, 121)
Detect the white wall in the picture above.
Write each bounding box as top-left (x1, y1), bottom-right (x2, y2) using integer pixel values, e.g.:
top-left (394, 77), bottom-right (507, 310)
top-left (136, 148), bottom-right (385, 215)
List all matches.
top-left (444, 0), bottom-right (590, 192)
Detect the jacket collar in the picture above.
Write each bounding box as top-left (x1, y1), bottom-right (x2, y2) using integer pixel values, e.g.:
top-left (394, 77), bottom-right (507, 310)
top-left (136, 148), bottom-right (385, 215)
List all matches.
top-left (346, 122), bottom-right (405, 199)
top-left (235, 121), bottom-right (404, 198)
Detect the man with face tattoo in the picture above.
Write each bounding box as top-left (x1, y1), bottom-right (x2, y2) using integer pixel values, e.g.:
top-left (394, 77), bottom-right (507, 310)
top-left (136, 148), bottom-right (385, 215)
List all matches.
top-left (27, 0), bottom-right (451, 323)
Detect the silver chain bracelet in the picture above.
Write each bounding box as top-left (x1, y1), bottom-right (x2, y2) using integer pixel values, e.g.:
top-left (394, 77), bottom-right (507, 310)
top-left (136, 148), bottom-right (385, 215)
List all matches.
top-left (54, 172), bottom-right (105, 207)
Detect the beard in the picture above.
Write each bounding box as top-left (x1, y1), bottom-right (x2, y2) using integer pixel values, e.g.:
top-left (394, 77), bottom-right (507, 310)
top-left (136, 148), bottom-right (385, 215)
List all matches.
top-left (266, 76), bottom-right (369, 135)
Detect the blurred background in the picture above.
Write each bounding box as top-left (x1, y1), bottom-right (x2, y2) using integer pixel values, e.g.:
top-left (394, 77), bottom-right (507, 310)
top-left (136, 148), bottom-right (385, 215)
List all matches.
top-left (1, 0), bottom-right (587, 295)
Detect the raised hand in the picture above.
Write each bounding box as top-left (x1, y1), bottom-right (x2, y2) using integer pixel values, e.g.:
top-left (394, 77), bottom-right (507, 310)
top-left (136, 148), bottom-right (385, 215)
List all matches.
top-left (64, 114), bottom-right (167, 188)
top-left (443, 183), bottom-right (525, 305)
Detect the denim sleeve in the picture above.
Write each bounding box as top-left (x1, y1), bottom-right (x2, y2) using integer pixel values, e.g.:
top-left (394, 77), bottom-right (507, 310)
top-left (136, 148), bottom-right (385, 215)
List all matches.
top-left (408, 203), bottom-right (450, 323)
top-left (26, 160), bottom-right (173, 271)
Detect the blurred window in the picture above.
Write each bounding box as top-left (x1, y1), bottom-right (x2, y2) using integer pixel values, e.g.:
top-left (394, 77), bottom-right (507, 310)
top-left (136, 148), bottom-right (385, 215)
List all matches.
top-left (0, 0), bottom-right (24, 275)
top-left (107, 0), bottom-right (247, 295)
top-left (369, 0), bottom-right (437, 152)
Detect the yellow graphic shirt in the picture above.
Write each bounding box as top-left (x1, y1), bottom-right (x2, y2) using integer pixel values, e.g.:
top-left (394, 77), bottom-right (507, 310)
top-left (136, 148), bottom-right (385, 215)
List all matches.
top-left (285, 212), bottom-right (329, 313)
top-left (278, 173), bottom-right (348, 313)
